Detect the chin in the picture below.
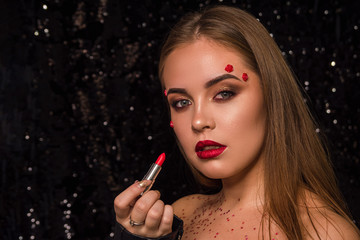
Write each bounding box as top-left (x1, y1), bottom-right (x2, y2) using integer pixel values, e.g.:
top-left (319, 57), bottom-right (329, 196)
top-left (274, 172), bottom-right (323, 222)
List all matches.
top-left (196, 167), bottom-right (234, 180)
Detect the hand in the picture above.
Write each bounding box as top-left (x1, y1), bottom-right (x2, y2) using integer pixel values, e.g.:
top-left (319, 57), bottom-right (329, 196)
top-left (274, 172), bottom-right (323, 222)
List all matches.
top-left (114, 180), bottom-right (174, 238)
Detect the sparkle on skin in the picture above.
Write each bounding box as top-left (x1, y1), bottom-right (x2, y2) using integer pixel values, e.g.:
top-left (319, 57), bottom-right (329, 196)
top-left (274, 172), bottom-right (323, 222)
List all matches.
top-left (181, 195), bottom-right (281, 239)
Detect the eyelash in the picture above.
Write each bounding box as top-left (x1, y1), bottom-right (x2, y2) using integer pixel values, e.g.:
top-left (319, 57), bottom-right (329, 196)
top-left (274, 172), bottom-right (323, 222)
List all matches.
top-left (171, 99), bottom-right (191, 109)
top-left (170, 90), bottom-right (236, 110)
top-left (214, 90), bottom-right (235, 101)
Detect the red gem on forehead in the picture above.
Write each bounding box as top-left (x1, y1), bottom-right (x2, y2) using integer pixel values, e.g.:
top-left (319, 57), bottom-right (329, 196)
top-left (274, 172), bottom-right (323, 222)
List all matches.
top-left (242, 73), bottom-right (248, 81)
top-left (225, 64), bottom-right (234, 73)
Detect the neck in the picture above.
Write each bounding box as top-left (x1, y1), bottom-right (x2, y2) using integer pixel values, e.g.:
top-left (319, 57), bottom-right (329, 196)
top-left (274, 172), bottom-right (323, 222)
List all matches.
top-left (215, 158), bottom-right (265, 211)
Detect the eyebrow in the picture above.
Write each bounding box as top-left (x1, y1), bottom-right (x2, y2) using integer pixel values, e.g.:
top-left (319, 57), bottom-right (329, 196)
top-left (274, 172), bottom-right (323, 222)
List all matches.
top-left (167, 88), bottom-right (188, 95)
top-left (204, 73), bottom-right (240, 88)
top-left (167, 73), bottom-right (241, 96)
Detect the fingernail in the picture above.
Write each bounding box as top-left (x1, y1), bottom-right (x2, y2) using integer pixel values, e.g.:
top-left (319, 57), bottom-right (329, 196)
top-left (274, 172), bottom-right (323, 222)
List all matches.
top-left (138, 180), bottom-right (148, 188)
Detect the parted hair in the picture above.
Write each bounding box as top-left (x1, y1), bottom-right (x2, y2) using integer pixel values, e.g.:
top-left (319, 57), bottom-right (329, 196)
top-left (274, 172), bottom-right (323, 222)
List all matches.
top-left (158, 5), bottom-right (357, 239)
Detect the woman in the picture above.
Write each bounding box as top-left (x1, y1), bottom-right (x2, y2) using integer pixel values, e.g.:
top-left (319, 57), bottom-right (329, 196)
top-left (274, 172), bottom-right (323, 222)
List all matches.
top-left (113, 6), bottom-right (360, 239)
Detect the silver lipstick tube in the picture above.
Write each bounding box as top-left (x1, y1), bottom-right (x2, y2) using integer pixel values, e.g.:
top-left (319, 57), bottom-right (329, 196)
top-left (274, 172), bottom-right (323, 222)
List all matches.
top-left (141, 163), bottom-right (162, 195)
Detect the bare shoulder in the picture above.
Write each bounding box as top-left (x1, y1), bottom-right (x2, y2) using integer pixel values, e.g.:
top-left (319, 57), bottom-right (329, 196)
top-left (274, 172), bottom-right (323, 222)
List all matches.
top-left (303, 207), bottom-right (360, 239)
top-left (300, 190), bottom-right (360, 239)
top-left (172, 193), bottom-right (215, 219)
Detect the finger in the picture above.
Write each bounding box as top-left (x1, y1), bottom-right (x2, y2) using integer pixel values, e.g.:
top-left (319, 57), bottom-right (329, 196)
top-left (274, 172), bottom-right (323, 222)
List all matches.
top-left (114, 180), bottom-right (152, 219)
top-left (145, 200), bottom-right (165, 230)
top-left (158, 205), bottom-right (174, 235)
top-left (130, 190), bottom-right (161, 225)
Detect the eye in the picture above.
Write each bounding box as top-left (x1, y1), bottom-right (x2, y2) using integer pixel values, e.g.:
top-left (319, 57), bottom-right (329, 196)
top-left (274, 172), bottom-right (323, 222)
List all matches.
top-left (171, 99), bottom-right (192, 109)
top-left (213, 91), bottom-right (235, 101)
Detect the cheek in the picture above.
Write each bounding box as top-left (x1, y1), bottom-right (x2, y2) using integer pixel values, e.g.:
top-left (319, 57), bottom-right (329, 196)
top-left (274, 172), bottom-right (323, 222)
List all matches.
top-left (171, 113), bottom-right (199, 159)
top-left (219, 99), bottom-right (266, 142)
top-left (230, 105), bottom-right (263, 128)
top-left (171, 112), bottom-right (191, 141)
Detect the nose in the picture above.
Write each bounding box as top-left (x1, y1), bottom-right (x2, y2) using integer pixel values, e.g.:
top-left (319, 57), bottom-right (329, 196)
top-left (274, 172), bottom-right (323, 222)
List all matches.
top-left (191, 103), bottom-right (215, 132)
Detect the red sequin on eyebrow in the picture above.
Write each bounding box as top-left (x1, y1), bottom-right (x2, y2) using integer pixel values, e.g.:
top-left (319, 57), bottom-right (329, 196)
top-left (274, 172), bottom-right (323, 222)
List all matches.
top-left (164, 89), bottom-right (167, 96)
top-left (242, 73), bottom-right (249, 81)
top-left (225, 64), bottom-right (234, 73)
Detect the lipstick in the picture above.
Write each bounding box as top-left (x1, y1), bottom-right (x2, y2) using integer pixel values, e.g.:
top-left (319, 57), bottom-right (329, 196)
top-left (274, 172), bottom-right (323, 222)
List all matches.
top-left (141, 153), bottom-right (166, 195)
top-left (195, 140), bottom-right (227, 159)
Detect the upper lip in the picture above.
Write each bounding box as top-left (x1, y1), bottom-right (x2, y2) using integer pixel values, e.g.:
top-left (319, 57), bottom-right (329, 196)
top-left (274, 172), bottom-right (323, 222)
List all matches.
top-left (195, 140), bottom-right (226, 152)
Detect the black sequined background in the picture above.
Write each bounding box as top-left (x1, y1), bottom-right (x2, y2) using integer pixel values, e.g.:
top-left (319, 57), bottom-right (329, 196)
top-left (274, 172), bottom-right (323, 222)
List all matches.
top-left (0, 0), bottom-right (359, 239)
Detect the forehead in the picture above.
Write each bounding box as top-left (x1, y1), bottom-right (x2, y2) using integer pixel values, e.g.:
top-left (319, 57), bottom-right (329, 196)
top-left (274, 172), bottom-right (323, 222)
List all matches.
top-left (162, 38), bottom-right (247, 87)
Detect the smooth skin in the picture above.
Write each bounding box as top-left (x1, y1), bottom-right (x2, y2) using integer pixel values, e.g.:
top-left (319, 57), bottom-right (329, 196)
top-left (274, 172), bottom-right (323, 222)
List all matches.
top-left (164, 37), bottom-right (268, 239)
top-left (163, 38), bottom-right (266, 183)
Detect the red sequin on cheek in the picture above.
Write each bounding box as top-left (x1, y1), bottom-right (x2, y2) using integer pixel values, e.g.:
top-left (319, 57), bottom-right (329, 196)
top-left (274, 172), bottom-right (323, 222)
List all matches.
top-left (225, 64), bottom-right (234, 73)
top-left (242, 73), bottom-right (248, 81)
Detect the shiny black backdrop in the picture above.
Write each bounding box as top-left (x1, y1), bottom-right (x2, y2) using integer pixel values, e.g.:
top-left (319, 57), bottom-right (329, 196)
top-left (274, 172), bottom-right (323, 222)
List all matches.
top-left (0, 0), bottom-right (359, 239)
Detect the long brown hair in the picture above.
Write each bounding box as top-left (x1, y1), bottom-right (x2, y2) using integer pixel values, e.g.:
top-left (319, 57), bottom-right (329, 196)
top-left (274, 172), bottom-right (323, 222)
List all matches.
top-left (158, 5), bottom-right (357, 239)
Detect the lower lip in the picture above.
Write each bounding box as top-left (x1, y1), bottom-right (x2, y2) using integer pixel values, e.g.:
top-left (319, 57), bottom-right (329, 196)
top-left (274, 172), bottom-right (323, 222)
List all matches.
top-left (196, 147), bottom-right (227, 159)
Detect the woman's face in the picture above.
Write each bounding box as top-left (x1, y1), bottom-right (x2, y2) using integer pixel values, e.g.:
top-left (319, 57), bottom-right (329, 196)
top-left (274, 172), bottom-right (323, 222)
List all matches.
top-left (163, 38), bottom-right (266, 181)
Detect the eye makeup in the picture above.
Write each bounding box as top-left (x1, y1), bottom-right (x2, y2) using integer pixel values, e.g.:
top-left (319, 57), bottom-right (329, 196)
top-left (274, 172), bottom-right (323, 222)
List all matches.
top-left (213, 90), bottom-right (236, 101)
top-left (170, 98), bottom-right (192, 111)
top-left (212, 82), bottom-right (241, 100)
top-left (165, 73), bottom-right (244, 98)
top-left (168, 81), bottom-right (241, 110)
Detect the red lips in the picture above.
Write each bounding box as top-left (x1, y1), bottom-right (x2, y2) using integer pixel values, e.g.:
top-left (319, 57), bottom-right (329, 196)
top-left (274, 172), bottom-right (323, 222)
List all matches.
top-left (195, 140), bottom-right (227, 159)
